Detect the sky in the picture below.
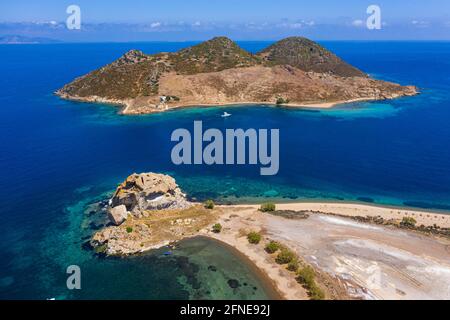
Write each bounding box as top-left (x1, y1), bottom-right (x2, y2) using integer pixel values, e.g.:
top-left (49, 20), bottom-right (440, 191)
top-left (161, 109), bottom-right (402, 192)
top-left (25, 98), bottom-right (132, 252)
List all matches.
top-left (1, 0), bottom-right (449, 41)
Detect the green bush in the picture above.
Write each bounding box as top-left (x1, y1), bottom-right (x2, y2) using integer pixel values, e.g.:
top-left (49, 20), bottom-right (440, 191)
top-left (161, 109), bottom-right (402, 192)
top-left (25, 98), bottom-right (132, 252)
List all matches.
top-left (204, 200), bottom-right (215, 209)
top-left (260, 202), bottom-right (276, 212)
top-left (276, 97), bottom-right (290, 105)
top-left (309, 284), bottom-right (325, 300)
top-left (297, 266), bottom-right (315, 286)
top-left (265, 241), bottom-right (280, 254)
top-left (275, 248), bottom-right (296, 265)
top-left (212, 223), bottom-right (222, 233)
top-left (401, 216), bottom-right (417, 227)
top-left (296, 266), bottom-right (324, 299)
top-left (126, 227), bottom-right (133, 233)
top-left (287, 259), bottom-right (299, 272)
top-left (247, 232), bottom-right (262, 244)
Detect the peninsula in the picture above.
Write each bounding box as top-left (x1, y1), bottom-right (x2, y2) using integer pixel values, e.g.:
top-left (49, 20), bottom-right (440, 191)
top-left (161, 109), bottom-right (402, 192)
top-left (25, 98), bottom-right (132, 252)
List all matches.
top-left (90, 172), bottom-right (450, 300)
top-left (56, 37), bottom-right (418, 114)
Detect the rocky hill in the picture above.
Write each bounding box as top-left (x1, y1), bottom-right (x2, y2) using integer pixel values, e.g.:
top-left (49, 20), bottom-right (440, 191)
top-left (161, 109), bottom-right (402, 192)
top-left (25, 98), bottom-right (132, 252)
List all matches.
top-left (169, 36), bottom-right (261, 74)
top-left (56, 36), bottom-right (418, 114)
top-left (257, 37), bottom-right (366, 77)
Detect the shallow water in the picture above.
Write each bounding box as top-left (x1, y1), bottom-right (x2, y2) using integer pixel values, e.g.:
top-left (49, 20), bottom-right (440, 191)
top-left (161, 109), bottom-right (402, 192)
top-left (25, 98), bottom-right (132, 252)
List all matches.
top-left (1, 41), bottom-right (450, 299)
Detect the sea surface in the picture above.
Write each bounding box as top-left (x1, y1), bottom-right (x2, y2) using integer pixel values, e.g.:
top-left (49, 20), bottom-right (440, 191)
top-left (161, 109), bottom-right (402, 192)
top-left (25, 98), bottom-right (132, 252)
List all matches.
top-left (0, 41), bottom-right (450, 299)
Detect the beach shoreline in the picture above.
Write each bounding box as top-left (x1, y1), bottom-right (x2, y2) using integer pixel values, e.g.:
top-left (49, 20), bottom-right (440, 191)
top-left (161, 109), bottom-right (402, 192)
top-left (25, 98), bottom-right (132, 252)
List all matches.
top-left (55, 92), bottom-right (415, 115)
top-left (200, 203), bottom-right (450, 300)
top-left (226, 202), bottom-right (450, 228)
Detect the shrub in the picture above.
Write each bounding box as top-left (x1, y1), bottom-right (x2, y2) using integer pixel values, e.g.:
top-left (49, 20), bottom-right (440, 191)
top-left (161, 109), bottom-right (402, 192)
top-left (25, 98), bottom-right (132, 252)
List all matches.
top-left (401, 216), bottom-right (417, 227)
top-left (297, 266), bottom-right (315, 287)
top-left (204, 200), bottom-right (215, 209)
top-left (309, 283), bottom-right (325, 300)
top-left (260, 202), bottom-right (276, 212)
top-left (296, 266), bottom-right (326, 299)
top-left (265, 241), bottom-right (280, 254)
top-left (126, 227), bottom-right (133, 233)
top-left (212, 223), bottom-right (222, 233)
top-left (247, 232), bottom-right (262, 244)
top-left (275, 248), bottom-right (296, 265)
top-left (276, 97), bottom-right (290, 105)
top-left (287, 259), bottom-right (299, 272)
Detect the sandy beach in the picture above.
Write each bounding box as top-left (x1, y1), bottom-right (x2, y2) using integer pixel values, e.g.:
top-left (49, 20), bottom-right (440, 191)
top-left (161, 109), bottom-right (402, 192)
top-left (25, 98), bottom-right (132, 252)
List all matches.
top-left (57, 92), bottom-right (402, 115)
top-left (232, 202), bottom-right (450, 228)
top-left (201, 202), bottom-right (450, 300)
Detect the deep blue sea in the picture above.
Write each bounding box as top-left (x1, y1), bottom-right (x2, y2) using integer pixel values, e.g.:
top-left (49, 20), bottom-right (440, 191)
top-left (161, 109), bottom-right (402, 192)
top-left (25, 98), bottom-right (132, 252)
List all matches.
top-left (1, 41), bottom-right (450, 299)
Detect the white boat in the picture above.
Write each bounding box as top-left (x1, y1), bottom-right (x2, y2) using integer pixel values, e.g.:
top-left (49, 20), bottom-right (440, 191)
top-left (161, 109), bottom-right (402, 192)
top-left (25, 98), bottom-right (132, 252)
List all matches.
top-left (221, 112), bottom-right (232, 118)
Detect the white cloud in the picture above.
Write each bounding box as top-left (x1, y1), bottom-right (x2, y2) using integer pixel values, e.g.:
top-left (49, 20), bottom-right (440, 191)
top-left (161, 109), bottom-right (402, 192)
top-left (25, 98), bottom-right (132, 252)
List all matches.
top-left (192, 21), bottom-right (201, 27)
top-left (150, 22), bottom-right (161, 28)
top-left (276, 20), bottom-right (315, 29)
top-left (411, 20), bottom-right (429, 27)
top-left (351, 19), bottom-right (364, 27)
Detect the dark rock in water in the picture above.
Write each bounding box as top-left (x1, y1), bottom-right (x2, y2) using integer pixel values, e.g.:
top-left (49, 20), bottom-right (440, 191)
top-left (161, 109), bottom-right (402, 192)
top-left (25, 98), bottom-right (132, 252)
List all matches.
top-left (89, 222), bottom-right (104, 230)
top-left (208, 265), bottom-right (217, 272)
top-left (253, 286), bottom-right (258, 291)
top-left (87, 210), bottom-right (97, 217)
top-left (227, 279), bottom-right (240, 289)
top-left (243, 282), bottom-right (248, 286)
top-left (357, 197), bottom-right (375, 203)
top-left (82, 240), bottom-right (93, 251)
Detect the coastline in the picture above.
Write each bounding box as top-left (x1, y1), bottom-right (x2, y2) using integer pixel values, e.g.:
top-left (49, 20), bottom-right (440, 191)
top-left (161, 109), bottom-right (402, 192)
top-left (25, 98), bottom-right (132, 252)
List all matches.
top-left (228, 202), bottom-right (450, 228)
top-left (55, 92), bottom-right (417, 115)
top-left (199, 203), bottom-right (450, 300)
top-left (192, 236), bottom-right (285, 300)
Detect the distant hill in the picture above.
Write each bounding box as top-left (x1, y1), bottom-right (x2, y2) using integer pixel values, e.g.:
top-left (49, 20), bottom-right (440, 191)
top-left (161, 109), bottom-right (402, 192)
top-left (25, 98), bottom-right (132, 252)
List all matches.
top-left (257, 37), bottom-right (366, 77)
top-left (169, 37), bottom-right (262, 74)
top-left (0, 35), bottom-right (61, 44)
top-left (56, 36), bottom-right (417, 114)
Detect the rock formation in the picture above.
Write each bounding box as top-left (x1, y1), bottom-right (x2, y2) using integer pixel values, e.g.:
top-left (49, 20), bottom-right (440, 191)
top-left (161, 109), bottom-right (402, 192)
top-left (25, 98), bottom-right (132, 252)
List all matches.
top-left (111, 172), bottom-right (191, 217)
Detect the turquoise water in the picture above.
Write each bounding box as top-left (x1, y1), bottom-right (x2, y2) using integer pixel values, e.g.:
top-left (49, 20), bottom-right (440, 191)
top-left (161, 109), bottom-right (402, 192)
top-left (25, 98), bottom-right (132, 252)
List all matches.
top-left (1, 41), bottom-right (450, 299)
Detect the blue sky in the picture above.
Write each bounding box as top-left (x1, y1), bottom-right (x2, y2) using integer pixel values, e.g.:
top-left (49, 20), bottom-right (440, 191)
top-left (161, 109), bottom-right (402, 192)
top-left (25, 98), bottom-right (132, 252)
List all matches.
top-left (1, 0), bottom-right (449, 41)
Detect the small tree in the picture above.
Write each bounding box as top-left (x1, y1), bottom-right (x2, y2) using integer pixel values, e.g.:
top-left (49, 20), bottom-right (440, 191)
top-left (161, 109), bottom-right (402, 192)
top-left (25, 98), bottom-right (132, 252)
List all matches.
top-left (401, 216), bottom-right (417, 227)
top-left (287, 259), bottom-right (299, 272)
top-left (247, 232), bottom-right (262, 244)
top-left (204, 200), bottom-right (215, 209)
top-left (126, 226), bottom-right (133, 233)
top-left (297, 266), bottom-right (325, 300)
top-left (212, 223), bottom-right (222, 233)
top-left (265, 241), bottom-right (280, 254)
top-left (276, 97), bottom-right (290, 105)
top-left (309, 284), bottom-right (325, 300)
top-left (275, 248), bottom-right (296, 265)
top-left (260, 202), bottom-right (276, 212)
top-left (297, 266), bottom-right (315, 287)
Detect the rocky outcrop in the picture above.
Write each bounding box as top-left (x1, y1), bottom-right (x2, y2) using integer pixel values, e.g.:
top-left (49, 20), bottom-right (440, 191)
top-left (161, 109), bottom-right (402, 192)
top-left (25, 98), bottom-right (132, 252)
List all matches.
top-left (111, 172), bottom-right (191, 217)
top-left (107, 205), bottom-right (128, 226)
top-left (90, 172), bottom-right (197, 255)
top-left (91, 223), bottom-right (157, 256)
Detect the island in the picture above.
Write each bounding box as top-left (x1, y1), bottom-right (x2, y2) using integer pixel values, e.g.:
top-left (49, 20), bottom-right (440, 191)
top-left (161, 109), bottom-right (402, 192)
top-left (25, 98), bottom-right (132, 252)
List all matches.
top-left (89, 172), bottom-right (450, 300)
top-left (56, 37), bottom-right (418, 114)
